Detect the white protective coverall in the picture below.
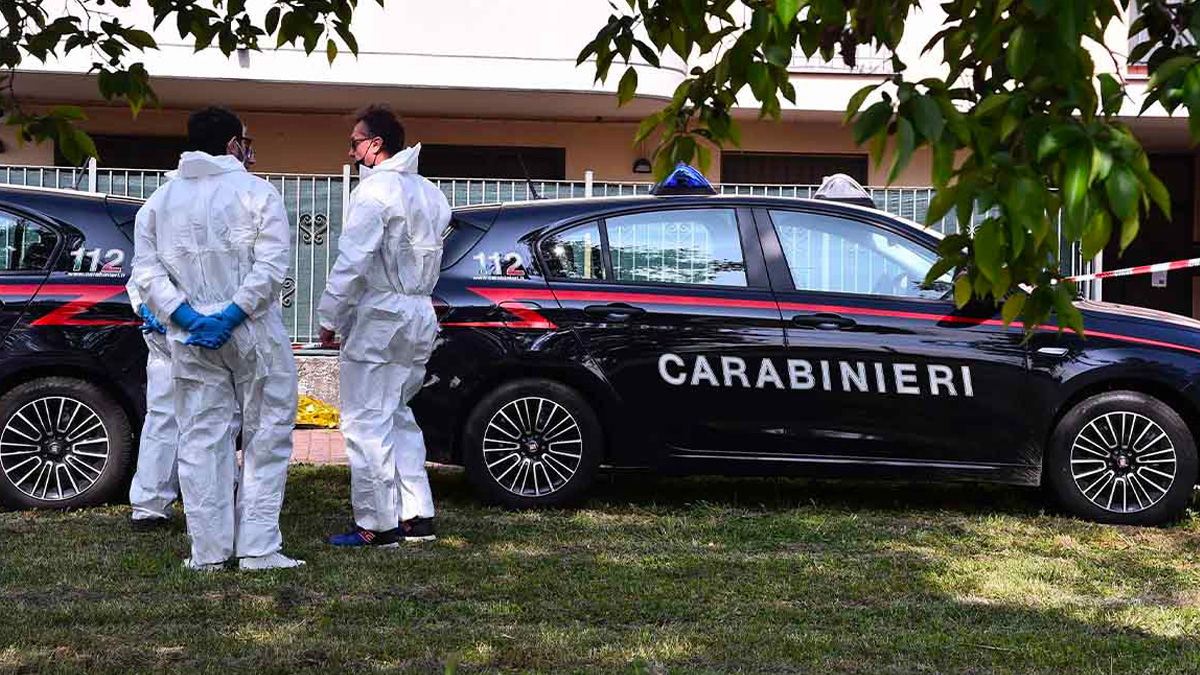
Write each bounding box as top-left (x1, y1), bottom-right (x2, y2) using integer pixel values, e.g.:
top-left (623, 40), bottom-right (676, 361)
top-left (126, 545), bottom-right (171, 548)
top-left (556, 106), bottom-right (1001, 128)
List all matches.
top-left (131, 151), bottom-right (298, 565)
top-left (125, 279), bottom-right (178, 521)
top-left (317, 145), bottom-right (449, 531)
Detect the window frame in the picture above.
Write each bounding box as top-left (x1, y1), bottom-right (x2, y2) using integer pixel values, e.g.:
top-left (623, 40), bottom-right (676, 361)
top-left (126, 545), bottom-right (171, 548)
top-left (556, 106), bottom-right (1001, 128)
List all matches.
top-left (538, 219), bottom-right (608, 284)
top-left (755, 206), bottom-right (951, 302)
top-left (537, 205), bottom-right (763, 291)
top-left (0, 206), bottom-right (65, 275)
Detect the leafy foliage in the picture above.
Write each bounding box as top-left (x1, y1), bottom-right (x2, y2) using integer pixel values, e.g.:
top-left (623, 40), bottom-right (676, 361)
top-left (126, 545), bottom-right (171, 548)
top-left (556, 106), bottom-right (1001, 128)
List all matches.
top-left (580, 0), bottom-right (1200, 335)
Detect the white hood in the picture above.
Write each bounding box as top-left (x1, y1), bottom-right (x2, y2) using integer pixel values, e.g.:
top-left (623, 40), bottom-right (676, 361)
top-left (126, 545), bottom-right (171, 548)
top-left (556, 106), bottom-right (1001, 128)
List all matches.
top-left (360, 144), bottom-right (421, 179)
top-left (167, 151), bottom-right (246, 180)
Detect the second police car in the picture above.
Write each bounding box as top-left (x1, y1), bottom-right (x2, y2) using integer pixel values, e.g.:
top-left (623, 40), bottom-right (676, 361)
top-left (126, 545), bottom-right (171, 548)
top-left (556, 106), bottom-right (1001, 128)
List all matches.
top-left (416, 167), bottom-right (1200, 526)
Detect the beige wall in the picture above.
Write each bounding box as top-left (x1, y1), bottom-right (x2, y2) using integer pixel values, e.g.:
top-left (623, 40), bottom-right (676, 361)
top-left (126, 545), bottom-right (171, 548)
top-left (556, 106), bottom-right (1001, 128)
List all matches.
top-left (9, 104), bottom-right (938, 186)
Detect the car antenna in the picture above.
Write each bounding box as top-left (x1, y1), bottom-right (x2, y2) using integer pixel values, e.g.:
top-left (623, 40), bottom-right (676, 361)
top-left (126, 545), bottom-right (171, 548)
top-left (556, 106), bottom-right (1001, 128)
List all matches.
top-left (516, 152), bottom-right (542, 200)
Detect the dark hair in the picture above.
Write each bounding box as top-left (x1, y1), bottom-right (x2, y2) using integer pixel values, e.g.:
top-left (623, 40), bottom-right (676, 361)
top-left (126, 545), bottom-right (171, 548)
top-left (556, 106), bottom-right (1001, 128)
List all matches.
top-left (354, 104), bottom-right (405, 155)
top-left (187, 106), bottom-right (243, 156)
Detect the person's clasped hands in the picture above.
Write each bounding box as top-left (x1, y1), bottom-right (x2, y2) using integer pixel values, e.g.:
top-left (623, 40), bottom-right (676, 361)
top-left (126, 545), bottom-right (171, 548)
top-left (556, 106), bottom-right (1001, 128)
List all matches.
top-left (170, 302), bottom-right (249, 349)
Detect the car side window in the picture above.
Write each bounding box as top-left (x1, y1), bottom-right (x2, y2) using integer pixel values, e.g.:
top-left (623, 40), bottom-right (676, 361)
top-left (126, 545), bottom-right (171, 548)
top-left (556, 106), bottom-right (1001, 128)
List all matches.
top-left (0, 210), bottom-right (59, 273)
top-left (769, 210), bottom-right (948, 298)
top-left (542, 221), bottom-right (605, 281)
top-left (606, 208), bottom-right (747, 287)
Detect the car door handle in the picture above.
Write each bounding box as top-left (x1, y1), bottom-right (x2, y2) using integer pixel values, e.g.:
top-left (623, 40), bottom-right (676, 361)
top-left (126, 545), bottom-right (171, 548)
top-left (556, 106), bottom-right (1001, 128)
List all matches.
top-left (792, 313), bottom-right (856, 330)
top-left (584, 303), bottom-right (646, 320)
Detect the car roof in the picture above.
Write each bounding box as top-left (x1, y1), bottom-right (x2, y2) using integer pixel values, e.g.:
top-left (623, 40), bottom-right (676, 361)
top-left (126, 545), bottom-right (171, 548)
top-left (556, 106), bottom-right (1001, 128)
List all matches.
top-left (476, 193), bottom-right (942, 240)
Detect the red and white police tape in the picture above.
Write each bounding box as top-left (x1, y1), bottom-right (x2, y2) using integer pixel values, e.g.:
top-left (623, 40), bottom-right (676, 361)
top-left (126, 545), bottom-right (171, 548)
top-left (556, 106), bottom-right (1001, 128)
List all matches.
top-left (1066, 257), bottom-right (1200, 283)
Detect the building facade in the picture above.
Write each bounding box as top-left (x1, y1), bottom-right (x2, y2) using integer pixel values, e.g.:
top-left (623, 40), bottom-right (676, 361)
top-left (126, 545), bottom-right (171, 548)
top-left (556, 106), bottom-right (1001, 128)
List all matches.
top-left (2, 0), bottom-right (1199, 319)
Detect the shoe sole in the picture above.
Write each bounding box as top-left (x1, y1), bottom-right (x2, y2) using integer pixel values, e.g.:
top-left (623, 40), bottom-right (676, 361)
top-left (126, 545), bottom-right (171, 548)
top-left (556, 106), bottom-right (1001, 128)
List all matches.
top-left (404, 535), bottom-right (436, 542)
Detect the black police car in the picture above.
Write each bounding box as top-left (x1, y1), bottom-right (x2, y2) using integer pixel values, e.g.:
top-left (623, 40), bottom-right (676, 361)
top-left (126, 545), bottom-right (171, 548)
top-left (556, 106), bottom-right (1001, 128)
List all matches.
top-left (0, 185), bottom-right (145, 510)
top-left (417, 170), bottom-right (1200, 525)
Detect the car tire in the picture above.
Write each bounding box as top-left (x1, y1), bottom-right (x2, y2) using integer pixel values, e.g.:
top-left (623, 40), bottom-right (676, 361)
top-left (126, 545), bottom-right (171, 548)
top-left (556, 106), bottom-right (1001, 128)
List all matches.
top-left (1046, 390), bottom-right (1198, 525)
top-left (462, 378), bottom-right (602, 508)
top-left (0, 377), bottom-right (133, 510)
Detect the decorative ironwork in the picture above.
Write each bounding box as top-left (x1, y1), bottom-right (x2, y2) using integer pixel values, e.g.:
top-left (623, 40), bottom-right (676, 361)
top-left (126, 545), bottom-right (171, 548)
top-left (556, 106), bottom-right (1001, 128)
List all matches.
top-left (281, 276), bottom-right (296, 308)
top-left (298, 213), bottom-right (328, 245)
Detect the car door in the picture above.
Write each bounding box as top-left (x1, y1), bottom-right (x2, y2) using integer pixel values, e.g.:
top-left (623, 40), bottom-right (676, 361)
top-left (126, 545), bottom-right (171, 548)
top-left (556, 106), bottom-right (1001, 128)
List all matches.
top-left (0, 206), bottom-right (59, 345)
top-left (756, 206), bottom-right (1039, 478)
top-left (537, 205), bottom-right (793, 462)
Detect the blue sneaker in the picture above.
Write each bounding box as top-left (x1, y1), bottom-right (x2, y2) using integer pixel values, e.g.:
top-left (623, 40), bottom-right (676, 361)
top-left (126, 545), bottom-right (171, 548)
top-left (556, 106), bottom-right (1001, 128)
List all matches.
top-left (327, 525), bottom-right (400, 548)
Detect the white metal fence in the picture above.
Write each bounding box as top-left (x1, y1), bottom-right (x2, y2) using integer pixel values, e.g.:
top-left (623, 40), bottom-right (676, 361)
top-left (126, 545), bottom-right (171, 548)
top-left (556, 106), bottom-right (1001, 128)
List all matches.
top-left (0, 162), bottom-right (1094, 341)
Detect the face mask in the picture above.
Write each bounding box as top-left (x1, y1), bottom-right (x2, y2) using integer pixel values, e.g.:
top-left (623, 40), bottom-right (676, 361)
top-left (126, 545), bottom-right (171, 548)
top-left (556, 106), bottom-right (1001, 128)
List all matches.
top-left (227, 136), bottom-right (253, 168)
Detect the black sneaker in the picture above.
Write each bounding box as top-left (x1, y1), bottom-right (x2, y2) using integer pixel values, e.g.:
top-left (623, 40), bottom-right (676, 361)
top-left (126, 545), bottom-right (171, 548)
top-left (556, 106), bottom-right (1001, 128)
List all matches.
top-left (130, 516), bottom-right (172, 532)
top-left (327, 525), bottom-right (402, 548)
top-left (400, 517), bottom-right (436, 542)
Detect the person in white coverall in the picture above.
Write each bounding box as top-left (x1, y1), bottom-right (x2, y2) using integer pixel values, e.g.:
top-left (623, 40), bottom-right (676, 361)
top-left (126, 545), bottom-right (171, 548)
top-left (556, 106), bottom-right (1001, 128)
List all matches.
top-left (126, 134), bottom-right (255, 528)
top-left (319, 105), bottom-right (449, 547)
top-left (125, 280), bottom-right (178, 527)
top-left (131, 106), bottom-right (302, 571)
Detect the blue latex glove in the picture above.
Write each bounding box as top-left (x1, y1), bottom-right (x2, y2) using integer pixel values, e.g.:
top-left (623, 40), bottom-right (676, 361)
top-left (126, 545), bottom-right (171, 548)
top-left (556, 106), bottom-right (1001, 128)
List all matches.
top-left (173, 302), bottom-right (232, 350)
top-left (137, 304), bottom-right (166, 334)
top-left (183, 317), bottom-right (232, 350)
top-left (215, 303), bottom-right (248, 331)
top-left (170, 302), bottom-right (204, 331)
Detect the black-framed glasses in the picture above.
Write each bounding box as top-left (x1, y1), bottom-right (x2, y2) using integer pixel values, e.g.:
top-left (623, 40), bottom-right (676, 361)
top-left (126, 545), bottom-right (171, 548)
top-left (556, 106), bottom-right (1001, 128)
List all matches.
top-left (349, 136), bottom-right (378, 150)
top-left (236, 135), bottom-right (254, 149)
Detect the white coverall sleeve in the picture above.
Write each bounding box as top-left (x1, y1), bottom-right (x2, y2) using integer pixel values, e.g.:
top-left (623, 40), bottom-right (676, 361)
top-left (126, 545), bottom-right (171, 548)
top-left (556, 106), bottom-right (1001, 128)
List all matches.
top-left (130, 202), bottom-right (186, 321)
top-left (232, 186), bottom-right (292, 319)
top-left (125, 277), bottom-right (142, 312)
top-left (317, 197), bottom-right (389, 332)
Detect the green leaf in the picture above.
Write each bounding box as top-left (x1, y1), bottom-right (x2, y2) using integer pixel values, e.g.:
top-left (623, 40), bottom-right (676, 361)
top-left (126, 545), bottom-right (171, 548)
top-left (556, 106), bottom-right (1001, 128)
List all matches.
top-left (765, 44), bottom-right (791, 67)
top-left (695, 142), bottom-right (712, 175)
top-left (954, 275), bottom-right (973, 308)
top-left (910, 95), bottom-right (944, 142)
top-left (335, 22), bottom-right (359, 56)
top-left (1090, 148), bottom-right (1112, 183)
top-left (974, 93), bottom-right (1011, 117)
top-left (747, 62), bottom-right (772, 101)
top-left (633, 110), bottom-right (663, 145)
top-left (326, 39), bottom-right (337, 65)
top-left (1135, 167), bottom-right (1172, 220)
top-left (1037, 125), bottom-right (1084, 162)
top-left (1097, 73), bottom-right (1123, 115)
top-left (844, 83), bottom-right (880, 124)
top-left (1001, 292), bottom-right (1027, 325)
top-left (973, 271), bottom-right (992, 297)
top-left (617, 66), bottom-right (638, 106)
top-left (932, 141), bottom-right (954, 188)
top-left (265, 7), bottom-right (281, 35)
top-left (1052, 284), bottom-right (1084, 336)
top-left (124, 29), bottom-right (157, 50)
top-left (776, 0), bottom-right (802, 25)
top-left (889, 118), bottom-right (916, 183)
top-left (974, 218), bottom-right (1003, 282)
top-left (1060, 146), bottom-right (1092, 237)
top-left (924, 257), bottom-right (958, 286)
top-left (926, 186), bottom-right (957, 227)
top-left (852, 101), bottom-right (892, 145)
top-left (49, 105), bottom-right (86, 122)
top-left (1119, 216), bottom-right (1139, 253)
top-left (1000, 113), bottom-right (1019, 141)
top-left (1081, 208), bottom-right (1111, 260)
top-left (634, 39), bottom-right (660, 68)
top-left (1148, 55), bottom-right (1200, 91)
top-left (1105, 164), bottom-right (1139, 223)
top-left (1006, 26), bottom-right (1034, 80)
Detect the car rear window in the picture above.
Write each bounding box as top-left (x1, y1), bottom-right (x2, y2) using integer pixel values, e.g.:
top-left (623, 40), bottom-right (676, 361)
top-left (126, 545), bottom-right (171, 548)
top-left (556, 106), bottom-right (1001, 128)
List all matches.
top-left (441, 216), bottom-right (488, 270)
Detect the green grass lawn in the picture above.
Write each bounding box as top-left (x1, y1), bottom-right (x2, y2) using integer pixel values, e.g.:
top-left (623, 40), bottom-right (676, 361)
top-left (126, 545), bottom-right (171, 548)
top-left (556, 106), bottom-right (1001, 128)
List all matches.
top-left (2, 466), bottom-right (1199, 674)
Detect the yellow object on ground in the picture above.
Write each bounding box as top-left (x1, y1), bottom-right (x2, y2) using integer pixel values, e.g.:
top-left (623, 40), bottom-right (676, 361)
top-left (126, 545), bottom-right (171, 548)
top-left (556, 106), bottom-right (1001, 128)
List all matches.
top-left (296, 394), bottom-right (340, 428)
